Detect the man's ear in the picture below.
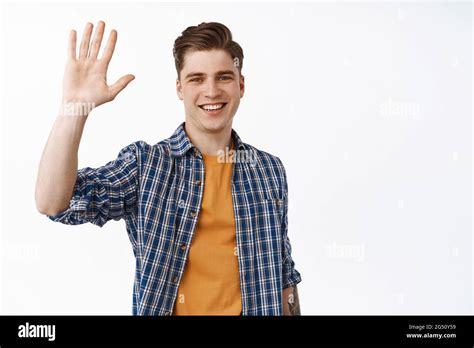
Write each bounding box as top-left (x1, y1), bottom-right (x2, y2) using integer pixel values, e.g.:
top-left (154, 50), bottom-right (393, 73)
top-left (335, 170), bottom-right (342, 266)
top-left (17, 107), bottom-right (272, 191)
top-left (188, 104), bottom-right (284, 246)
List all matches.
top-left (176, 78), bottom-right (184, 100)
top-left (240, 74), bottom-right (245, 98)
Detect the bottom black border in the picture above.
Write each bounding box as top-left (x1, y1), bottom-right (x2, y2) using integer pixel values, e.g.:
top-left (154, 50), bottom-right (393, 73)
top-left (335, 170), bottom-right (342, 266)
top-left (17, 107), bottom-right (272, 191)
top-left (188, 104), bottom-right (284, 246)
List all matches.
top-left (0, 315), bottom-right (472, 346)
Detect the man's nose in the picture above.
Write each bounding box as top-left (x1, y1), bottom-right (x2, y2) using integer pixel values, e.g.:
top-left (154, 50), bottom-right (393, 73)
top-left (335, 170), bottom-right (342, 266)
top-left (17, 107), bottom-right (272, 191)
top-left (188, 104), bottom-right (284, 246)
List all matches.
top-left (203, 79), bottom-right (221, 98)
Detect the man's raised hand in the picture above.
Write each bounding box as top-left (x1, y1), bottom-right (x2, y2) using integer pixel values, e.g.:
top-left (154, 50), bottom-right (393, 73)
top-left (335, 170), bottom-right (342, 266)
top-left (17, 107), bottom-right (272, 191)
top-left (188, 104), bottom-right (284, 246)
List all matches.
top-left (62, 21), bottom-right (135, 111)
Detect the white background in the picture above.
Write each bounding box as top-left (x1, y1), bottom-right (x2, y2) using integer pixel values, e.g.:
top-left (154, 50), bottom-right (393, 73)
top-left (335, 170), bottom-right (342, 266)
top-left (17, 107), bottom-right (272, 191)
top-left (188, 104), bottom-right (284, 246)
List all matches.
top-left (0, 1), bottom-right (472, 314)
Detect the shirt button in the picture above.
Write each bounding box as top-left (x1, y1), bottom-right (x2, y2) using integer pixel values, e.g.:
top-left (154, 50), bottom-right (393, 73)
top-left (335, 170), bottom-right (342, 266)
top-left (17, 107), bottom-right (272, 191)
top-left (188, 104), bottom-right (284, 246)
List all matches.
top-left (164, 311), bottom-right (171, 316)
top-left (172, 276), bottom-right (179, 283)
top-left (190, 211), bottom-right (197, 217)
top-left (195, 179), bottom-right (202, 186)
top-left (180, 243), bottom-right (187, 251)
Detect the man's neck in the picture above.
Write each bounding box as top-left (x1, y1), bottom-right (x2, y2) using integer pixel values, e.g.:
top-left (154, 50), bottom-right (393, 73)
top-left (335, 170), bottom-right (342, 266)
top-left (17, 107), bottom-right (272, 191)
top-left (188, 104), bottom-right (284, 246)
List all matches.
top-left (184, 122), bottom-right (233, 156)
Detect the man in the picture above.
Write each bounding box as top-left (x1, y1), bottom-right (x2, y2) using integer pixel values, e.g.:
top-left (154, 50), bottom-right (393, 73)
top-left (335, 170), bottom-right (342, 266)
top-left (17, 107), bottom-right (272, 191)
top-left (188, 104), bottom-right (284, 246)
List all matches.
top-left (35, 21), bottom-right (302, 316)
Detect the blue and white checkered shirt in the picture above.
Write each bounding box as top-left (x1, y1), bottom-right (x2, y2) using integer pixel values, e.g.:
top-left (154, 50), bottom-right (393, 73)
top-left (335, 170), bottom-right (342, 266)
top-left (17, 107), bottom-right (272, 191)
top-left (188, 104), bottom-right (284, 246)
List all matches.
top-left (48, 123), bottom-right (302, 315)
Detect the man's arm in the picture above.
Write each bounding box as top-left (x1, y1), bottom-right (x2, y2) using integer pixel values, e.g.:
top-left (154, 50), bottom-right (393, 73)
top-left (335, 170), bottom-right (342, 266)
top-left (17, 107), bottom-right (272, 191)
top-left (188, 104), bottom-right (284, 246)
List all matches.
top-left (35, 21), bottom-right (134, 216)
top-left (282, 285), bottom-right (300, 315)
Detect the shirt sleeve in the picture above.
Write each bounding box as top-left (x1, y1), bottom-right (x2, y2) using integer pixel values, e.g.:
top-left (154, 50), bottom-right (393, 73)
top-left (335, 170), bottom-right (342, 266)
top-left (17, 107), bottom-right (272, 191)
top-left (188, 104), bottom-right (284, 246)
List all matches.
top-left (279, 159), bottom-right (302, 289)
top-left (47, 142), bottom-right (141, 227)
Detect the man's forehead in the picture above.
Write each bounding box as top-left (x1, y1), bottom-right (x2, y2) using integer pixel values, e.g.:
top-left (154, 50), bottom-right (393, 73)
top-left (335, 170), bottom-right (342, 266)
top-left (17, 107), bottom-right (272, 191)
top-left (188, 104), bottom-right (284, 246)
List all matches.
top-left (181, 49), bottom-right (237, 74)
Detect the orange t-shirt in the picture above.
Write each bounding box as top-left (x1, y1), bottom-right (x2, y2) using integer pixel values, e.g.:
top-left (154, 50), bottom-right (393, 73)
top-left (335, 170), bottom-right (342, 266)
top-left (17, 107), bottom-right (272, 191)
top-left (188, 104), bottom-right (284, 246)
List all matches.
top-left (173, 148), bottom-right (242, 315)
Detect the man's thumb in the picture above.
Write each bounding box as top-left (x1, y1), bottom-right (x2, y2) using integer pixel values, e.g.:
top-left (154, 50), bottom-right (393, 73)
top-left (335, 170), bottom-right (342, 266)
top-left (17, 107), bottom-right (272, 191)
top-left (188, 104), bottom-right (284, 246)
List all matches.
top-left (109, 74), bottom-right (135, 99)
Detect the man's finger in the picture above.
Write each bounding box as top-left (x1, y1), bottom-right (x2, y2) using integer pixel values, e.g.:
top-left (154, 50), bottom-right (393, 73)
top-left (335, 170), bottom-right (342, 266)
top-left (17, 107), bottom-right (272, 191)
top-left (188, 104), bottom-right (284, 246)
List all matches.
top-left (88, 21), bottom-right (105, 59)
top-left (109, 74), bottom-right (135, 99)
top-left (68, 30), bottom-right (77, 60)
top-left (101, 29), bottom-right (117, 67)
top-left (78, 22), bottom-right (93, 59)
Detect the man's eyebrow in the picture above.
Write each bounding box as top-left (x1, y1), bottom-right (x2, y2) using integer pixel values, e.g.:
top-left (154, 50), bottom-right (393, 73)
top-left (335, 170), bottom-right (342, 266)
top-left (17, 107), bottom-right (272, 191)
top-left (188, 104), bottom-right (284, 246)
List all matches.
top-left (215, 70), bottom-right (236, 76)
top-left (184, 72), bottom-right (205, 80)
top-left (184, 70), bottom-right (236, 80)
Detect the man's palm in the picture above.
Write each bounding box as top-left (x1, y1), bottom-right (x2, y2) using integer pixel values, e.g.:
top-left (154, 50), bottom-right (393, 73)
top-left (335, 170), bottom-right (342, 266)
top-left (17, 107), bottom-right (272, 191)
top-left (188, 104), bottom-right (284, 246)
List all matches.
top-left (62, 21), bottom-right (134, 107)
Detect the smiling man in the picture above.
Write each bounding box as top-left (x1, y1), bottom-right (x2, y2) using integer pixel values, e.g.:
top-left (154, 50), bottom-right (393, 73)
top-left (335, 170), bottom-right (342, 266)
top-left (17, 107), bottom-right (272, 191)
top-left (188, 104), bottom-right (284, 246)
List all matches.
top-left (35, 21), bottom-right (302, 316)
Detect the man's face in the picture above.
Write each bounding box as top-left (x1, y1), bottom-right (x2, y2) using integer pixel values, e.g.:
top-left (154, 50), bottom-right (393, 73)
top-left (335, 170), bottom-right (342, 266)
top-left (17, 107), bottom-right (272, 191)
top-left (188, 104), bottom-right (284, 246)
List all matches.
top-left (176, 49), bottom-right (245, 135)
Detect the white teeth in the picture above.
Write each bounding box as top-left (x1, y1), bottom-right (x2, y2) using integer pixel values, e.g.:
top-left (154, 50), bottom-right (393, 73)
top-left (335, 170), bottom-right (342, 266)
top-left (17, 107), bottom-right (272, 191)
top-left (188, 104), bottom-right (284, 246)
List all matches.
top-left (201, 103), bottom-right (225, 111)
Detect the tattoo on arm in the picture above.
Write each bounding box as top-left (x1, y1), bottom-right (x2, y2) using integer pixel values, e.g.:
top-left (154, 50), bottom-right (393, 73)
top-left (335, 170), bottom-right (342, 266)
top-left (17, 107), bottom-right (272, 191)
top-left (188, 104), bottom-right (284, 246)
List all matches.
top-left (287, 285), bottom-right (300, 316)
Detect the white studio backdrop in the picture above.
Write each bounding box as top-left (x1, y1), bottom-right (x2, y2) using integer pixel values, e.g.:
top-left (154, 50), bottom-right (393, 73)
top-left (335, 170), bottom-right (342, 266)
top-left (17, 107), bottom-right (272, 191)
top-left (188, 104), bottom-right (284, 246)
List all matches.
top-left (0, 1), bottom-right (472, 315)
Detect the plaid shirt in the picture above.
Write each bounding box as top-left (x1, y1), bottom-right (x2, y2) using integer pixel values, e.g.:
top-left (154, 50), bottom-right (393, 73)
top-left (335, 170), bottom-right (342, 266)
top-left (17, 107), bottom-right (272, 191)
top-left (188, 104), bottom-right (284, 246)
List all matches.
top-left (48, 123), bottom-right (302, 315)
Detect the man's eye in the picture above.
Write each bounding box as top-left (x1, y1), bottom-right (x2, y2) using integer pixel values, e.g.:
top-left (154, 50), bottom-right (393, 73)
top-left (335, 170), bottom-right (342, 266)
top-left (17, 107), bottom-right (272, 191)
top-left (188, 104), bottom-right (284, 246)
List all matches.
top-left (190, 78), bottom-right (202, 82)
top-left (219, 76), bottom-right (232, 81)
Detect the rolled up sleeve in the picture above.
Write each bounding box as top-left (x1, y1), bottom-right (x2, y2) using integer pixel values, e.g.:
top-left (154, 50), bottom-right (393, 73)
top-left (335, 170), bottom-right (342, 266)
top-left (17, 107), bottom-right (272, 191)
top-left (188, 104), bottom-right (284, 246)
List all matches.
top-left (280, 161), bottom-right (302, 289)
top-left (47, 142), bottom-right (141, 227)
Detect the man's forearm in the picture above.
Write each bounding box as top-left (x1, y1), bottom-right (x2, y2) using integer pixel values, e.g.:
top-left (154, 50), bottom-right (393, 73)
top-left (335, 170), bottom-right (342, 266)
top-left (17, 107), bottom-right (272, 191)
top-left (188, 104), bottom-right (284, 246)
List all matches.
top-left (282, 285), bottom-right (300, 315)
top-left (35, 110), bottom-right (88, 216)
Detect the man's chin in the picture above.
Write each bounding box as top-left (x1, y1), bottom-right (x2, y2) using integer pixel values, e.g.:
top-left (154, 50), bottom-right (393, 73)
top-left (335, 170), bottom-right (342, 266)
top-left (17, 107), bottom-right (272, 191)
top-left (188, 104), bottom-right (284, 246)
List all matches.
top-left (200, 122), bottom-right (228, 134)
top-left (194, 116), bottom-right (232, 134)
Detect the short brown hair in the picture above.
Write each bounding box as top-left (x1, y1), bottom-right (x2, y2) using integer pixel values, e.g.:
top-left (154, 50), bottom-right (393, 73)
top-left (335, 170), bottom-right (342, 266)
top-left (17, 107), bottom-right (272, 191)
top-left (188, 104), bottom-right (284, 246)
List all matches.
top-left (173, 22), bottom-right (244, 79)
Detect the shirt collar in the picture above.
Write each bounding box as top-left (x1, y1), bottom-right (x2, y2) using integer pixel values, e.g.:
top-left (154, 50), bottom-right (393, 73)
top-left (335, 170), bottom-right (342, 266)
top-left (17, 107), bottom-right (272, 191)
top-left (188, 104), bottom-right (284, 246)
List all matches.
top-left (169, 122), bottom-right (245, 158)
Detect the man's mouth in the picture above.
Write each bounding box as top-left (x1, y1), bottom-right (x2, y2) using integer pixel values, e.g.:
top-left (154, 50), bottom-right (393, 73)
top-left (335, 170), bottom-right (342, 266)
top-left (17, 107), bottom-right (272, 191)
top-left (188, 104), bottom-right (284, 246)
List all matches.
top-left (198, 102), bottom-right (228, 114)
